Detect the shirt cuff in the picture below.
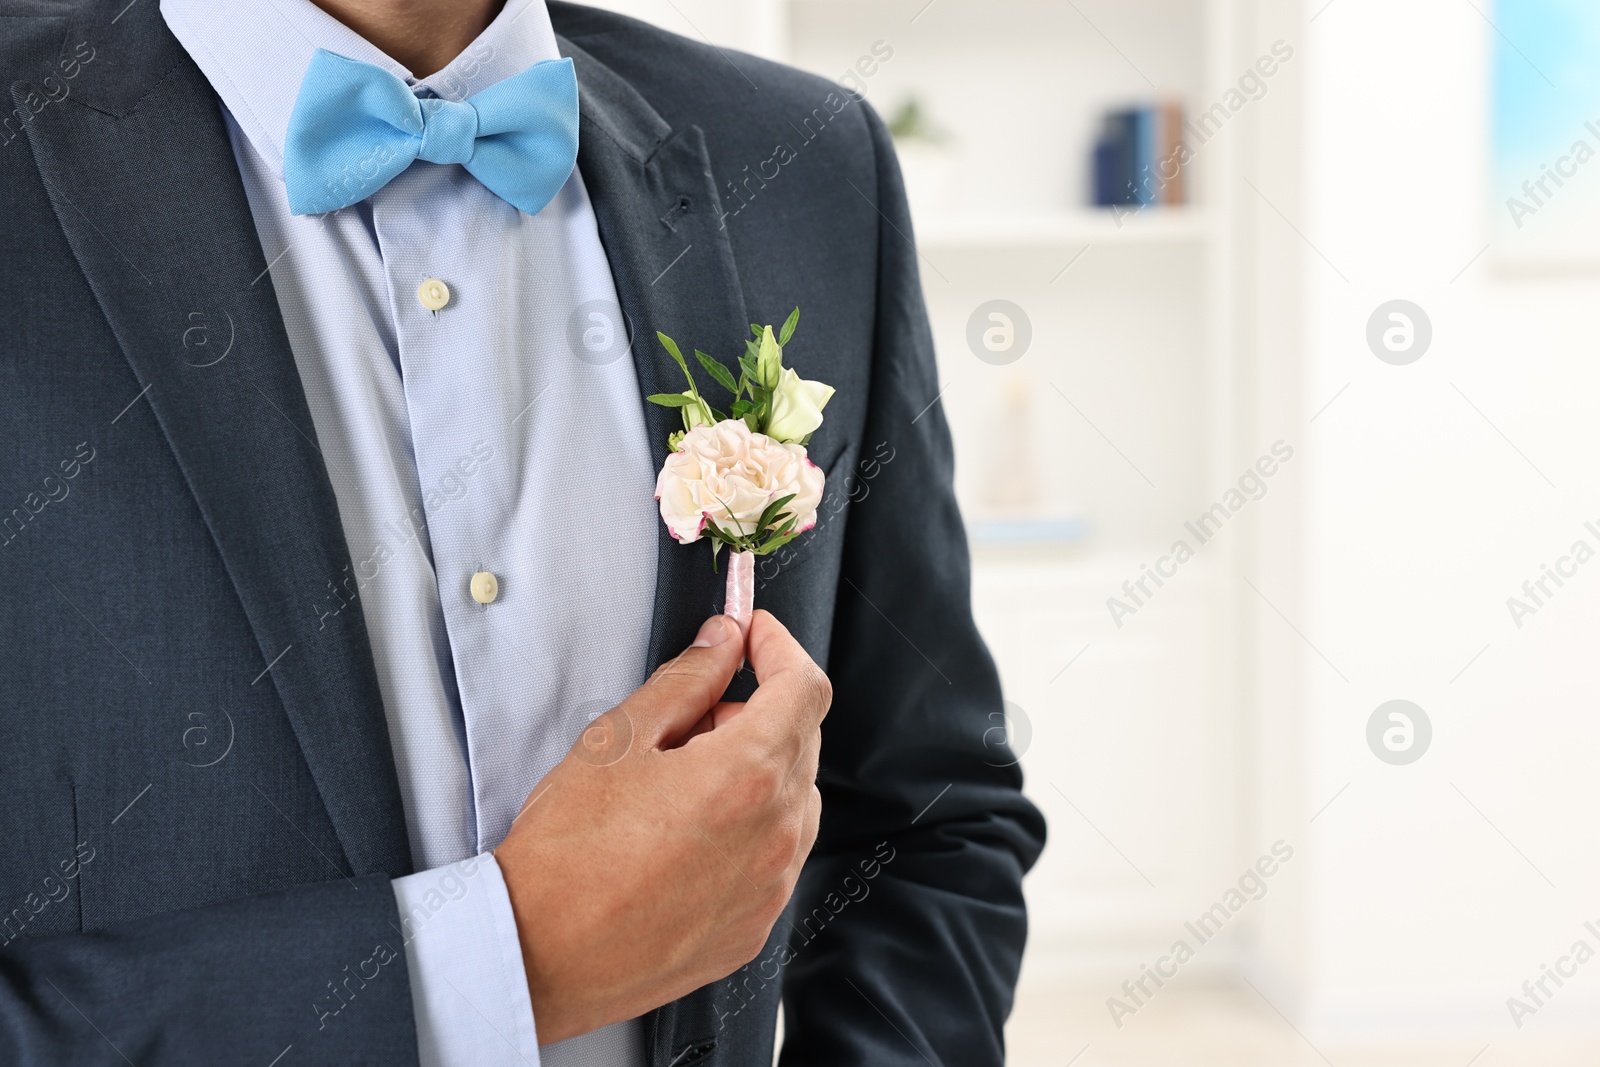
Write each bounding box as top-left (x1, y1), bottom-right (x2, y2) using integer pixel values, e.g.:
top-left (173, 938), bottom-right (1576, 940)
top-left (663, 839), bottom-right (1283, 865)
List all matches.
top-left (393, 853), bottom-right (541, 1067)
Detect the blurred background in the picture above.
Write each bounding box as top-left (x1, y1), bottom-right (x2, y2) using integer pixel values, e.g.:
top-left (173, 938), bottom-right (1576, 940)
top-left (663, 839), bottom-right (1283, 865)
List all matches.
top-left (584, 1), bottom-right (1600, 1063)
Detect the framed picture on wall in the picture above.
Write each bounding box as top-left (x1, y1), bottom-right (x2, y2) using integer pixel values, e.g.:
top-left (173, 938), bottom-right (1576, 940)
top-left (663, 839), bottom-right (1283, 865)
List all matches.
top-left (1492, 0), bottom-right (1600, 269)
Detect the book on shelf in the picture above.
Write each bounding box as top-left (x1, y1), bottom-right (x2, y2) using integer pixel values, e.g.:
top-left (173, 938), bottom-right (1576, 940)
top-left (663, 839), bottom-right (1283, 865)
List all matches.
top-left (1091, 102), bottom-right (1187, 210)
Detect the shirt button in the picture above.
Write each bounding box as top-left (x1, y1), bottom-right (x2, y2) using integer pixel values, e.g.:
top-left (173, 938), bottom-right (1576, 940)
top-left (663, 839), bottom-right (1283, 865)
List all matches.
top-left (470, 570), bottom-right (499, 605)
top-left (417, 278), bottom-right (451, 311)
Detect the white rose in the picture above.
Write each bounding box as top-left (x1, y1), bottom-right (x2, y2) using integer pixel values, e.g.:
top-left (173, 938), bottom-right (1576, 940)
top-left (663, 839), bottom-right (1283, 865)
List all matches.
top-left (654, 419), bottom-right (825, 545)
top-left (766, 367), bottom-right (835, 444)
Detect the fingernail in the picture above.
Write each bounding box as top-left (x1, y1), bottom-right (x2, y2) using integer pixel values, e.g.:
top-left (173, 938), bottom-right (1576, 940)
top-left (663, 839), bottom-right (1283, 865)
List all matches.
top-left (692, 616), bottom-right (732, 647)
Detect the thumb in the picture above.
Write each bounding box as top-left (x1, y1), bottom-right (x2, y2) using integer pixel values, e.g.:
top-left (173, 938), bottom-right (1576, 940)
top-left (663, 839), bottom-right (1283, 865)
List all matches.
top-left (627, 615), bottom-right (743, 747)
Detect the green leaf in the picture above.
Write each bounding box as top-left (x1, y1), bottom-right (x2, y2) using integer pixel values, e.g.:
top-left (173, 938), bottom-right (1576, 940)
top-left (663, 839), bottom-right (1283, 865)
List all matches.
top-left (752, 527), bottom-right (802, 555)
top-left (756, 493), bottom-right (798, 533)
top-left (750, 323), bottom-right (764, 338)
top-left (647, 393), bottom-right (698, 407)
top-left (657, 331), bottom-right (688, 371)
top-left (657, 332), bottom-right (700, 394)
top-left (778, 307), bottom-right (800, 347)
top-left (739, 349), bottom-right (760, 379)
top-left (710, 493), bottom-right (752, 540)
top-left (695, 349), bottom-right (739, 395)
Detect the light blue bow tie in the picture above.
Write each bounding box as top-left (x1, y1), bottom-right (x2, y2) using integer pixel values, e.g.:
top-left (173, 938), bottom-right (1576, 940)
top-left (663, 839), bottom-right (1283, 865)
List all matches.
top-left (283, 48), bottom-right (579, 216)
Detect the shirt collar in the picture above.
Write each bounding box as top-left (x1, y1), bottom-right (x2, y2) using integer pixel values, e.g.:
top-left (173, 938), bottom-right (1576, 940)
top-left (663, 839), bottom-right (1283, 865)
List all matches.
top-left (160, 0), bottom-right (561, 178)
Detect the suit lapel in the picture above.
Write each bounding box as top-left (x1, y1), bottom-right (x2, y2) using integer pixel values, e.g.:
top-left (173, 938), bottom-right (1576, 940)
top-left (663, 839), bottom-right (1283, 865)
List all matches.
top-left (560, 35), bottom-right (750, 1065)
top-left (17, 5), bottom-right (410, 878)
top-left (562, 38), bottom-right (751, 678)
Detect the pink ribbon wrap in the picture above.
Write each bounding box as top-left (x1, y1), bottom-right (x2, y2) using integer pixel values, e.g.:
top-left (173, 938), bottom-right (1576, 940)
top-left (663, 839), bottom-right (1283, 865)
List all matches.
top-left (725, 550), bottom-right (755, 645)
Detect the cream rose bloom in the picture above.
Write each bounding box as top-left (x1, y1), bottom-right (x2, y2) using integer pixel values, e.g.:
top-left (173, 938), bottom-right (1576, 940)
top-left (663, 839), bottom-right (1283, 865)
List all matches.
top-left (655, 419), bottom-right (825, 544)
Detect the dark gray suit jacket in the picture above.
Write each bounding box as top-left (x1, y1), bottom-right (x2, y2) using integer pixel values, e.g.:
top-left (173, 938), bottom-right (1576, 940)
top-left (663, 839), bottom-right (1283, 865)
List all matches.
top-left (0, 1), bottom-right (1045, 1063)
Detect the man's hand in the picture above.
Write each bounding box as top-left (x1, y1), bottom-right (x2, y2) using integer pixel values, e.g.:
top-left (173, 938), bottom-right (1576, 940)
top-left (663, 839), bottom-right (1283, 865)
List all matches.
top-left (495, 609), bottom-right (831, 1045)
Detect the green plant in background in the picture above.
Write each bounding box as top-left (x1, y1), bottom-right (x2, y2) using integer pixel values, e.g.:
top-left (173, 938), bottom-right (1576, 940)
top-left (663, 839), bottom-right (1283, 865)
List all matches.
top-left (886, 96), bottom-right (950, 145)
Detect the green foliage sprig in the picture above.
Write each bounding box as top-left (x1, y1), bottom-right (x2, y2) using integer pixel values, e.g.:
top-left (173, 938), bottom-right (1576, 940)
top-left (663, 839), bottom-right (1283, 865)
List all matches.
top-left (646, 307), bottom-right (803, 450)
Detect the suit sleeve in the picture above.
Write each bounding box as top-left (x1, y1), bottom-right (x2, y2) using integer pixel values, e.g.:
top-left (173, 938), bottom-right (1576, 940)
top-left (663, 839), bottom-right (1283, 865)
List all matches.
top-left (778, 102), bottom-right (1048, 1067)
top-left (0, 874), bottom-right (420, 1066)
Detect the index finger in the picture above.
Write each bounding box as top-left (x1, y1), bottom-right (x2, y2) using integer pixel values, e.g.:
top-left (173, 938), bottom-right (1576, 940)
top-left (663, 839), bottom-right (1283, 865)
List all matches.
top-left (727, 610), bottom-right (832, 753)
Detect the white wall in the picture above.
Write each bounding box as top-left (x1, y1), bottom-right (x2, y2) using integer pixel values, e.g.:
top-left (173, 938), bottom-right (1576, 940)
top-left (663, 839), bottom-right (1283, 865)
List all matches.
top-left (1251, 0), bottom-right (1600, 1040)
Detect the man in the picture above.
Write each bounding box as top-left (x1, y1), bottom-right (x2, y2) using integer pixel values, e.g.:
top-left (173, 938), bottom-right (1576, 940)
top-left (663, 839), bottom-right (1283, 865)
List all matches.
top-left (0, 0), bottom-right (1045, 1063)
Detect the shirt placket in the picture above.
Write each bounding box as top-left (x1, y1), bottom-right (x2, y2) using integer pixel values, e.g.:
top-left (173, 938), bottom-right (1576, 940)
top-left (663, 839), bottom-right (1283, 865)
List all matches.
top-left (370, 169), bottom-right (512, 852)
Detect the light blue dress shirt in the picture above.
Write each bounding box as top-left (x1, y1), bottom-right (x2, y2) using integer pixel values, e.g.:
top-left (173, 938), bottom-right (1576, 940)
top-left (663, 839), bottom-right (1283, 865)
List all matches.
top-left (160, 1), bottom-right (659, 1063)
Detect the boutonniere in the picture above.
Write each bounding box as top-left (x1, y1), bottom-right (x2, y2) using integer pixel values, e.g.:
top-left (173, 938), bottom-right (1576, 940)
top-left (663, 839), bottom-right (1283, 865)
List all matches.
top-left (650, 309), bottom-right (835, 638)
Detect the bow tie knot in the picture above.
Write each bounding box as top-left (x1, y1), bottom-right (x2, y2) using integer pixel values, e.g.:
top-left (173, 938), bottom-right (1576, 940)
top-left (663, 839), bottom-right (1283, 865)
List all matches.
top-left (416, 98), bottom-right (480, 166)
top-left (284, 48), bottom-right (579, 216)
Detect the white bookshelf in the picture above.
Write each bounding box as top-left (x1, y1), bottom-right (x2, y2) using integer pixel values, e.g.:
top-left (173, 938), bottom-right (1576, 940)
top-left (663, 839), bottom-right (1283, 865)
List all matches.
top-left (576, 0), bottom-right (1255, 1057)
top-left (915, 208), bottom-right (1218, 251)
